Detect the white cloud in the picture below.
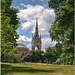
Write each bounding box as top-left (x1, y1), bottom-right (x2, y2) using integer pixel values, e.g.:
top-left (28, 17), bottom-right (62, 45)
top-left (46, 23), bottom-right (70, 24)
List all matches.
top-left (22, 20), bottom-right (35, 30)
top-left (16, 35), bottom-right (32, 50)
top-left (41, 37), bottom-right (57, 51)
top-left (17, 4), bottom-right (55, 35)
top-left (17, 35), bottom-right (57, 51)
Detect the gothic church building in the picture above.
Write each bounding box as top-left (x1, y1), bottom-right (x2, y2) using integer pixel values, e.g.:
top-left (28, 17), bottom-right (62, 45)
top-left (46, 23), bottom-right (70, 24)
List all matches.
top-left (31, 18), bottom-right (41, 50)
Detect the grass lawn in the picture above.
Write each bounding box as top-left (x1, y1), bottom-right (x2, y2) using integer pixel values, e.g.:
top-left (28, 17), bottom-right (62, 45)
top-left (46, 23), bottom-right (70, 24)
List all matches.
top-left (1, 62), bottom-right (74, 75)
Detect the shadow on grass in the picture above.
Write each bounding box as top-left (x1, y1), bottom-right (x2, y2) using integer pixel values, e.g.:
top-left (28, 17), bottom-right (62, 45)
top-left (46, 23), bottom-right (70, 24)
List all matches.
top-left (1, 63), bottom-right (54, 75)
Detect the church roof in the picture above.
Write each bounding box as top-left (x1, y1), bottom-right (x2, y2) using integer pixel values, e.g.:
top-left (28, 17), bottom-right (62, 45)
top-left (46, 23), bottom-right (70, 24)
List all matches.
top-left (16, 43), bottom-right (28, 48)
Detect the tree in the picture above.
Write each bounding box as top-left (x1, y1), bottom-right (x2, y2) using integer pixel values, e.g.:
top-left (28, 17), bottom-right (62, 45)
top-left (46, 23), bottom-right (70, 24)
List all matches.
top-left (22, 50), bottom-right (35, 62)
top-left (48, 0), bottom-right (74, 64)
top-left (55, 43), bottom-right (62, 56)
top-left (22, 50), bottom-right (44, 63)
top-left (35, 50), bottom-right (44, 62)
top-left (44, 47), bottom-right (58, 63)
top-left (1, 0), bottom-right (20, 62)
top-left (7, 51), bottom-right (21, 63)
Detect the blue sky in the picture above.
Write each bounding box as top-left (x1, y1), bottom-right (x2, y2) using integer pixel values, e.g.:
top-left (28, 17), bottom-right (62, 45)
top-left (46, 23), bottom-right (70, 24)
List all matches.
top-left (11, 0), bottom-right (56, 51)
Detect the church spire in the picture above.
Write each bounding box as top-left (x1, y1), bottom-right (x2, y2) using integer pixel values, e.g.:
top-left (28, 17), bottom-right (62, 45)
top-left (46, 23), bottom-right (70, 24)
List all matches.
top-left (31, 18), bottom-right (42, 50)
top-left (35, 18), bottom-right (39, 38)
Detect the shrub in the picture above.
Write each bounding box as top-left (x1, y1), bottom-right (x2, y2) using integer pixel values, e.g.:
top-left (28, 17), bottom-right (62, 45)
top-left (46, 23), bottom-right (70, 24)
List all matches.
top-left (7, 51), bottom-right (21, 63)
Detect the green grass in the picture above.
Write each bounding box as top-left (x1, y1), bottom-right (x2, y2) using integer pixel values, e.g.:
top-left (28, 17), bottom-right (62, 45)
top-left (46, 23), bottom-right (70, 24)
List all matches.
top-left (1, 62), bottom-right (74, 75)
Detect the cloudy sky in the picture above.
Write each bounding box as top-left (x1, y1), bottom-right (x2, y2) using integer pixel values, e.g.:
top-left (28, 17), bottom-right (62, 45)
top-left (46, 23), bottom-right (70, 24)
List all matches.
top-left (11, 0), bottom-right (56, 51)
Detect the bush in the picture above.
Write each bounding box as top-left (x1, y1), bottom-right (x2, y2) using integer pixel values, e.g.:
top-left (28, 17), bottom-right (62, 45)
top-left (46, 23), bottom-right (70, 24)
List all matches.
top-left (7, 51), bottom-right (21, 63)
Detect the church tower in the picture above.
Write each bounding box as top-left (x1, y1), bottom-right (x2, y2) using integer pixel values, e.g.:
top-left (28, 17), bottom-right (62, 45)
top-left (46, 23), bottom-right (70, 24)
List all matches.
top-left (31, 18), bottom-right (41, 50)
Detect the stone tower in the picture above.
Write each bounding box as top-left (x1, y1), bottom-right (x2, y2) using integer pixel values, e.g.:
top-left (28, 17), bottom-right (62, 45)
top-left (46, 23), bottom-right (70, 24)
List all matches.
top-left (31, 18), bottom-right (41, 50)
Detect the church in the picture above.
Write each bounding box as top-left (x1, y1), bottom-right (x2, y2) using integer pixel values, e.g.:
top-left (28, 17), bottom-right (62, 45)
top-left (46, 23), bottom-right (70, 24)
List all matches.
top-left (31, 18), bottom-right (42, 50)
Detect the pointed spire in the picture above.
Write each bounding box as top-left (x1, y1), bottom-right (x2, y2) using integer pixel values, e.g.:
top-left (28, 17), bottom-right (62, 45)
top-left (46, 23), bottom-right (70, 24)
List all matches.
top-left (32, 33), bottom-right (34, 39)
top-left (40, 33), bottom-right (41, 38)
top-left (34, 18), bottom-right (39, 38)
top-left (35, 18), bottom-right (38, 33)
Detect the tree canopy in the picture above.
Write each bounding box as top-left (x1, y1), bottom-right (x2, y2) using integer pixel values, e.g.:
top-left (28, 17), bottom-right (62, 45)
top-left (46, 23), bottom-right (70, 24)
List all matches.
top-left (48, 0), bottom-right (74, 64)
top-left (1, 0), bottom-right (20, 62)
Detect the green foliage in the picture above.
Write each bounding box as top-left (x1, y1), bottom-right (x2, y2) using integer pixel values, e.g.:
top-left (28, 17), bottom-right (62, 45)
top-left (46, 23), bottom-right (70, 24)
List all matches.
top-left (48, 0), bottom-right (74, 64)
top-left (21, 50), bottom-right (44, 63)
top-left (48, 0), bottom-right (74, 43)
top-left (44, 47), bottom-right (58, 63)
top-left (12, 48), bottom-right (17, 53)
top-left (1, 0), bottom-right (20, 61)
top-left (21, 50), bottom-right (35, 62)
top-left (60, 44), bottom-right (74, 65)
top-left (35, 50), bottom-right (44, 62)
top-left (55, 43), bottom-right (62, 56)
top-left (7, 51), bottom-right (21, 63)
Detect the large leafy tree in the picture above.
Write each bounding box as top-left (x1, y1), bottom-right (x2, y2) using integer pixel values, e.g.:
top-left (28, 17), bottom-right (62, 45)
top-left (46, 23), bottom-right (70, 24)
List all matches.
top-left (44, 47), bottom-right (58, 63)
top-left (35, 50), bottom-right (44, 62)
top-left (22, 50), bottom-right (36, 62)
top-left (55, 43), bottom-right (62, 56)
top-left (22, 50), bottom-right (44, 63)
top-left (48, 0), bottom-right (74, 64)
top-left (1, 0), bottom-right (20, 61)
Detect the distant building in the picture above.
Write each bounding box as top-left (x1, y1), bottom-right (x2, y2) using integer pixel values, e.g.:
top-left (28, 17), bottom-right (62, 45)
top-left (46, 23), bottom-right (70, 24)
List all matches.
top-left (31, 18), bottom-right (42, 50)
top-left (16, 43), bottom-right (29, 53)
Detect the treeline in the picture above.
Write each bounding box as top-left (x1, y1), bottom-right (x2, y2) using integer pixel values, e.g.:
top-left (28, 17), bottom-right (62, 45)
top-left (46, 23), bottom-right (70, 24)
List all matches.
top-left (3, 44), bottom-right (74, 65)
